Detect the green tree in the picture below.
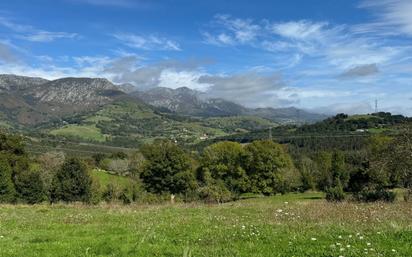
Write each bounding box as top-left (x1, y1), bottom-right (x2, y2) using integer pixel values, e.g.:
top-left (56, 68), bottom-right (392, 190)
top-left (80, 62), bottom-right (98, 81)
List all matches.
top-left (331, 151), bottom-right (349, 188)
top-left (0, 157), bottom-right (16, 203)
top-left (50, 158), bottom-right (92, 203)
top-left (244, 140), bottom-right (298, 195)
top-left (200, 141), bottom-right (248, 194)
top-left (140, 140), bottom-right (196, 195)
top-left (313, 152), bottom-right (333, 190)
top-left (14, 170), bottom-right (46, 204)
top-left (297, 156), bottom-right (317, 192)
top-left (383, 130), bottom-right (412, 200)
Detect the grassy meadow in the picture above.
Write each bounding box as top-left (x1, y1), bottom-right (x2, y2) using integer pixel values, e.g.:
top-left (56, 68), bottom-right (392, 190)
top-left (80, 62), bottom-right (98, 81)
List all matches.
top-left (0, 193), bottom-right (411, 257)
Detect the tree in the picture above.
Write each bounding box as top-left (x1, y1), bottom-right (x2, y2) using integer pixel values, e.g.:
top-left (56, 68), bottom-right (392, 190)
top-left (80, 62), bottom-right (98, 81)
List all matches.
top-left (140, 140), bottom-right (196, 195)
top-left (0, 157), bottom-right (16, 203)
top-left (313, 152), bottom-right (333, 190)
top-left (14, 170), bottom-right (46, 204)
top-left (37, 151), bottom-right (65, 195)
top-left (383, 130), bottom-right (412, 200)
top-left (297, 156), bottom-right (317, 192)
top-left (50, 158), bottom-right (92, 203)
top-left (331, 151), bottom-right (349, 188)
top-left (200, 141), bottom-right (248, 194)
top-left (244, 140), bottom-right (298, 195)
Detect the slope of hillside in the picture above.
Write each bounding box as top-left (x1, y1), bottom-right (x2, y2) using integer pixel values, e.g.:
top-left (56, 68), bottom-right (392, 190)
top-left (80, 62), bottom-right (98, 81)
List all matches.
top-left (45, 98), bottom-right (228, 146)
top-left (0, 74), bottom-right (327, 147)
top-left (133, 86), bottom-right (325, 123)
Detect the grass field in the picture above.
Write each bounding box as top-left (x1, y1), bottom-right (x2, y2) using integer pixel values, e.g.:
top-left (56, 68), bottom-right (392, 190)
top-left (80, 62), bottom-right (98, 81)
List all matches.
top-left (0, 193), bottom-right (411, 256)
top-left (91, 169), bottom-right (134, 188)
top-left (50, 124), bottom-right (107, 142)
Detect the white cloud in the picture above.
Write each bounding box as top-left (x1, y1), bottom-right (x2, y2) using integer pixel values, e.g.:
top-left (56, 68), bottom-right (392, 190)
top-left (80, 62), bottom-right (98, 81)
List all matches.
top-left (339, 64), bottom-right (380, 78)
top-left (359, 0), bottom-right (412, 36)
top-left (268, 20), bottom-right (328, 40)
top-left (113, 33), bottom-right (181, 51)
top-left (0, 16), bottom-right (78, 42)
top-left (203, 14), bottom-right (404, 72)
top-left (311, 102), bottom-right (374, 115)
top-left (203, 14), bottom-right (260, 46)
top-left (0, 42), bottom-right (19, 63)
top-left (158, 70), bottom-right (210, 91)
top-left (19, 31), bottom-right (78, 42)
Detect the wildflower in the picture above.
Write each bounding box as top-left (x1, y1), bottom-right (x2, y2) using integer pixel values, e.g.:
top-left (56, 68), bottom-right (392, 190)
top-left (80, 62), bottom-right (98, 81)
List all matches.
top-left (392, 249), bottom-right (396, 252)
top-left (311, 237), bottom-right (317, 241)
top-left (284, 202), bottom-right (289, 204)
top-left (241, 225), bottom-right (245, 229)
top-left (338, 235), bottom-right (342, 239)
top-left (346, 245), bottom-right (351, 248)
top-left (276, 209), bottom-right (283, 213)
top-left (359, 236), bottom-right (364, 240)
top-left (366, 242), bottom-right (371, 246)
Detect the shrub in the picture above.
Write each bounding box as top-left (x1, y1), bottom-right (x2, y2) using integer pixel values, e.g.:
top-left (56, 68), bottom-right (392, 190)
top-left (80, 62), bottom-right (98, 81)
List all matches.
top-left (325, 181), bottom-right (345, 202)
top-left (102, 183), bottom-right (117, 202)
top-left (197, 181), bottom-right (233, 204)
top-left (354, 187), bottom-right (396, 202)
top-left (404, 189), bottom-right (412, 202)
top-left (118, 188), bottom-right (132, 204)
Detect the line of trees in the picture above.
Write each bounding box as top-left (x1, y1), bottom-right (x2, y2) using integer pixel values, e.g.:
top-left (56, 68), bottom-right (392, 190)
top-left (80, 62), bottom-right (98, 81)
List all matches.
top-left (0, 130), bottom-right (411, 204)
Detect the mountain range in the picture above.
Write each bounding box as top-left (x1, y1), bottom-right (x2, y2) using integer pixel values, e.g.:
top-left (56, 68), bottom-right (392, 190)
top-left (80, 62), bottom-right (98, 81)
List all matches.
top-left (0, 74), bottom-right (326, 146)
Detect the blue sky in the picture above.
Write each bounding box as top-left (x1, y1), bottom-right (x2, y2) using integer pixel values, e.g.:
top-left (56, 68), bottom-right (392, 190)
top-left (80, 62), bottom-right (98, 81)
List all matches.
top-left (0, 0), bottom-right (412, 115)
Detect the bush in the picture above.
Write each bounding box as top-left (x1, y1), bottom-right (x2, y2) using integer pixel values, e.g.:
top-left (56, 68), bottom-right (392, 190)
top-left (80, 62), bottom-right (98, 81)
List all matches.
top-left (50, 158), bottom-right (92, 203)
top-left (354, 187), bottom-right (396, 202)
top-left (118, 188), bottom-right (132, 204)
top-left (197, 182), bottom-right (233, 204)
top-left (102, 183), bottom-right (117, 202)
top-left (325, 181), bottom-right (345, 202)
top-left (404, 189), bottom-right (412, 202)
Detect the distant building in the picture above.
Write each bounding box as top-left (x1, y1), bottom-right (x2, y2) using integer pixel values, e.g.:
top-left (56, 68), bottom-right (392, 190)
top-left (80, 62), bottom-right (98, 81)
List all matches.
top-left (199, 133), bottom-right (209, 140)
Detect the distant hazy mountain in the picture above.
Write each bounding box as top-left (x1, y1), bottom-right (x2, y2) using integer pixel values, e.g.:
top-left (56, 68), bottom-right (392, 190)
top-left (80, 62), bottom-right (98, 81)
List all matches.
top-left (133, 87), bottom-right (248, 117)
top-left (134, 86), bottom-right (325, 123)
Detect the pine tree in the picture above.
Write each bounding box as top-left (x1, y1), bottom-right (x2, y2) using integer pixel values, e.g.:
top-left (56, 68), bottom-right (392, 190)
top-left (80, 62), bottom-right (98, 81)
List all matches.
top-left (15, 170), bottom-right (46, 204)
top-left (51, 158), bottom-right (92, 203)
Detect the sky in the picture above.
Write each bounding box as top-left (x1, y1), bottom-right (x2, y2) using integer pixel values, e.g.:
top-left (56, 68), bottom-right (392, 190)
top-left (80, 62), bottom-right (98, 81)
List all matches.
top-left (0, 0), bottom-right (412, 115)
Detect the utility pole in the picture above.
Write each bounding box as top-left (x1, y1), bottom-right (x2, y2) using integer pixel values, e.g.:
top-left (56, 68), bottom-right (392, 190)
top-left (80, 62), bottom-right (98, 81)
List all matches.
top-left (375, 99), bottom-right (378, 113)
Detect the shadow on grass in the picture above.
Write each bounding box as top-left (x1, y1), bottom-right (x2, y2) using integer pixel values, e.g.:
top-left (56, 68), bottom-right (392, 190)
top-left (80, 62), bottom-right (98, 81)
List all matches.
top-left (302, 196), bottom-right (323, 200)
